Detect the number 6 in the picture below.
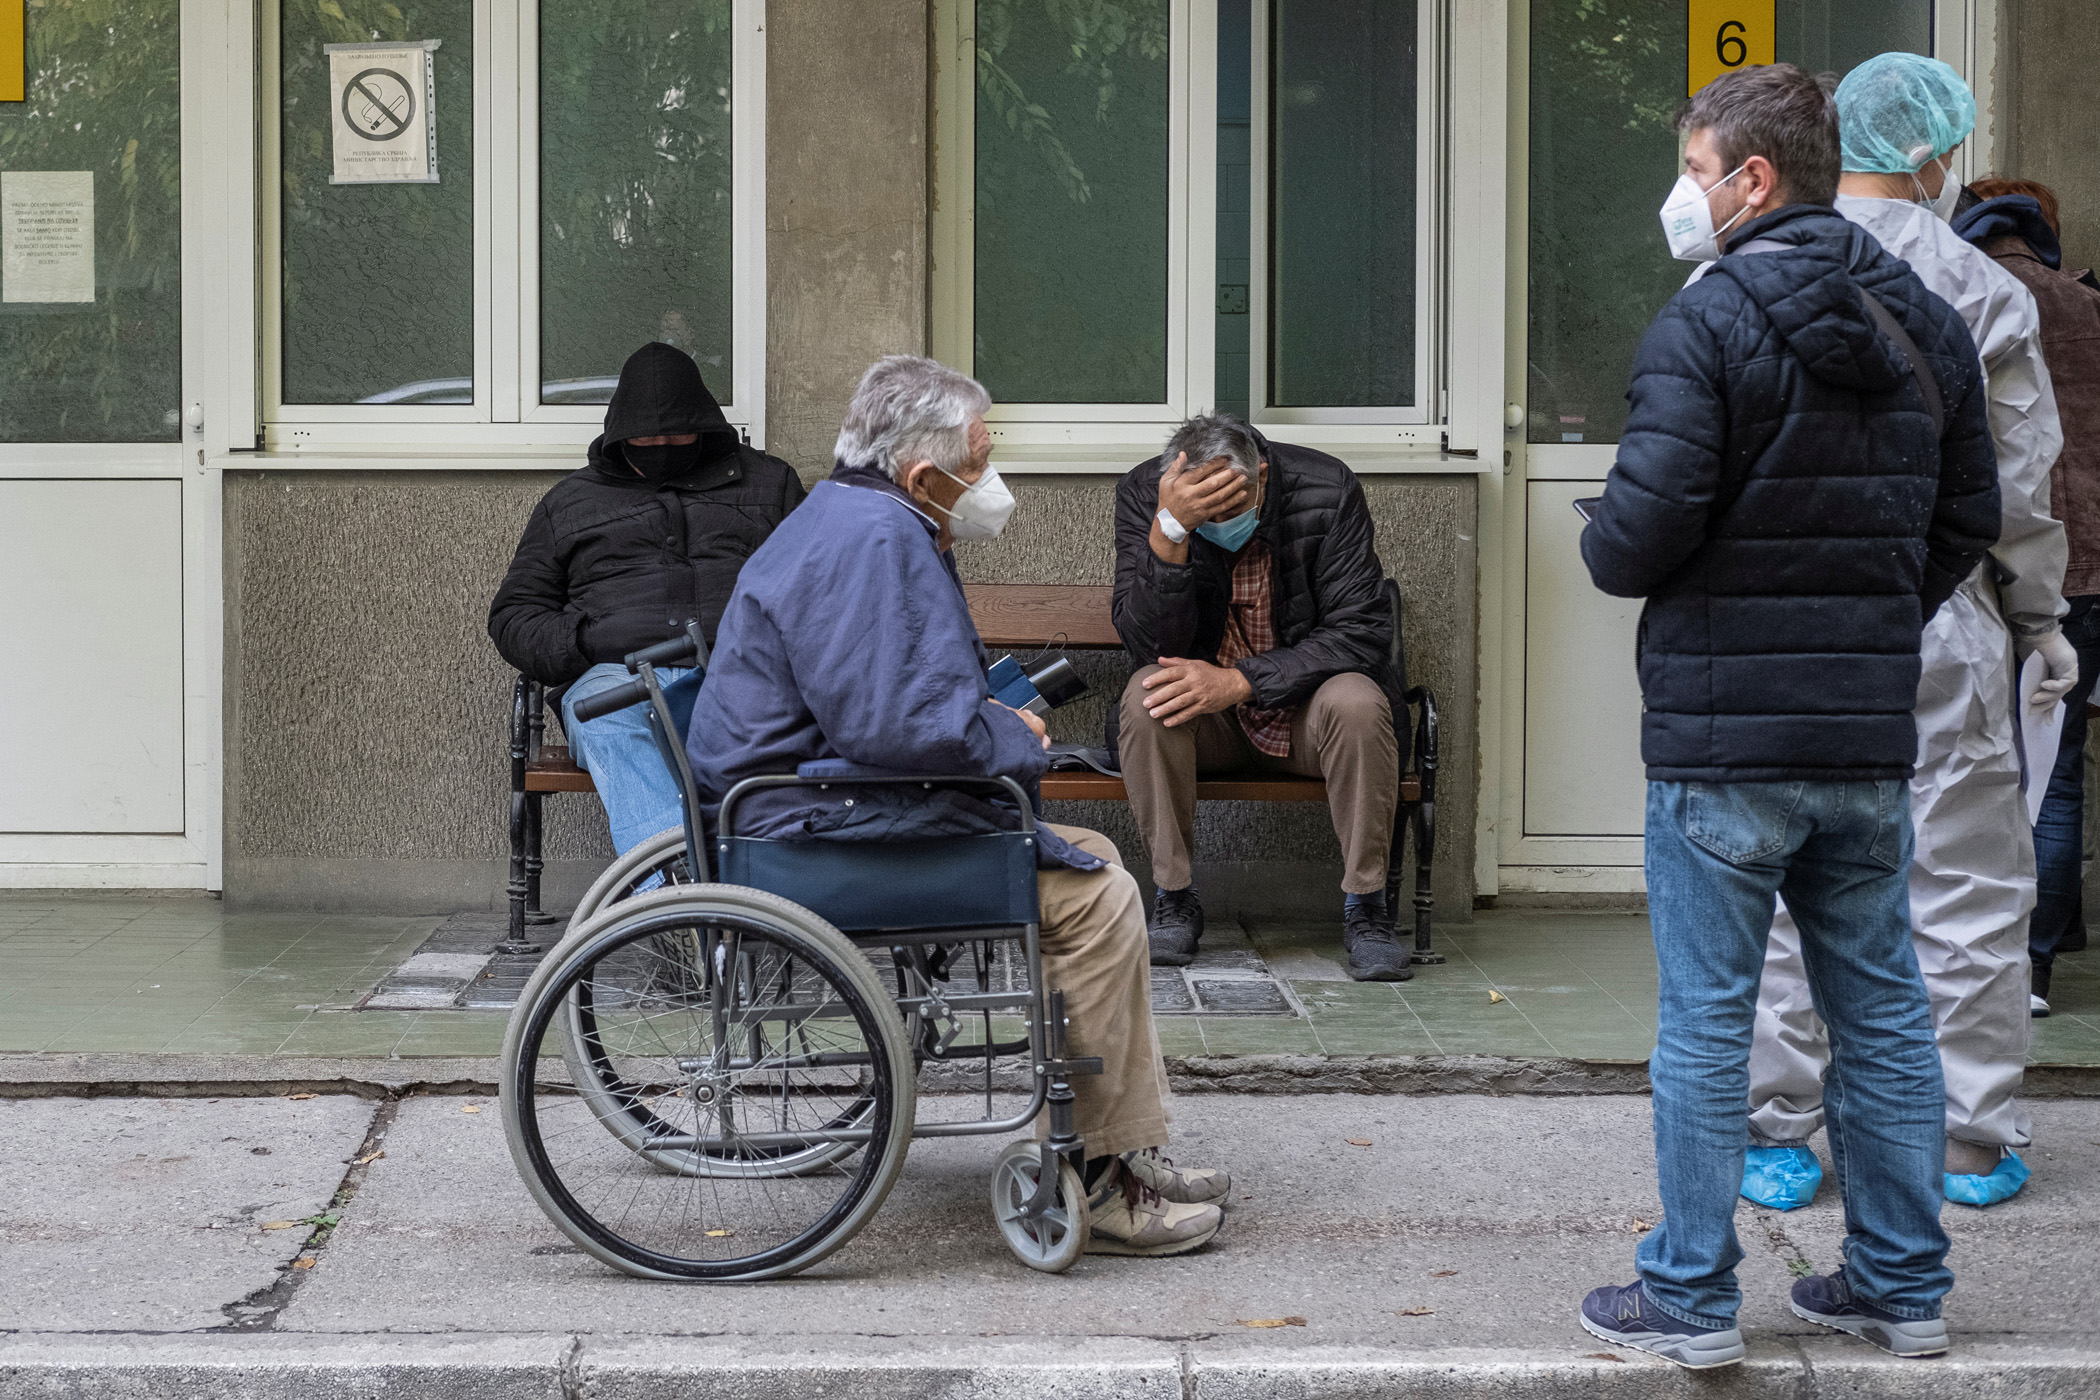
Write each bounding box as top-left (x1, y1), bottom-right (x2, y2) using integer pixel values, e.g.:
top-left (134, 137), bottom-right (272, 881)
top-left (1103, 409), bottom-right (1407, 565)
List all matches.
top-left (1717, 20), bottom-right (1747, 68)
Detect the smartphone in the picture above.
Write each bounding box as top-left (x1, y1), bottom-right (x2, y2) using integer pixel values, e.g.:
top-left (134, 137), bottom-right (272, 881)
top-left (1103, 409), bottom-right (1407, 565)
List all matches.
top-left (1573, 496), bottom-right (1602, 523)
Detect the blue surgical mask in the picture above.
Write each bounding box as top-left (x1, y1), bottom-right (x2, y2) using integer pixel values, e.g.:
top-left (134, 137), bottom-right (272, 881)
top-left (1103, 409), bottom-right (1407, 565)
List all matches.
top-left (1196, 503), bottom-right (1260, 552)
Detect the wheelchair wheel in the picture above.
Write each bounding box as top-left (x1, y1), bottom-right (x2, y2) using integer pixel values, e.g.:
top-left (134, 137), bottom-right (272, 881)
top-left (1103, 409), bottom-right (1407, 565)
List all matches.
top-left (568, 827), bottom-right (692, 931)
top-left (990, 1140), bottom-right (1090, 1273)
top-left (501, 884), bottom-right (916, 1280)
top-left (561, 832), bottom-right (881, 1178)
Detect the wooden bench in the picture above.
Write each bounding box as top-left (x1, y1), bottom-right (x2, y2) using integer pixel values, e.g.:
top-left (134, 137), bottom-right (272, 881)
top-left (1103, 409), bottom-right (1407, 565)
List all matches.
top-left (506, 582), bottom-right (1439, 959)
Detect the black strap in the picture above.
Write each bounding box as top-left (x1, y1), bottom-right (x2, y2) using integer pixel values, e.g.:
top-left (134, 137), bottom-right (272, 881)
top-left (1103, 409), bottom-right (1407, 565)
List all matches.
top-left (1731, 236), bottom-right (1946, 438)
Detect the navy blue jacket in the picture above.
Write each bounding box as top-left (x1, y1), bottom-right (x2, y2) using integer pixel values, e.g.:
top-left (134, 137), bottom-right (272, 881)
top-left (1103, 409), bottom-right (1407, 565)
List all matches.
top-left (1581, 204), bottom-right (2000, 783)
top-left (685, 466), bottom-right (1099, 870)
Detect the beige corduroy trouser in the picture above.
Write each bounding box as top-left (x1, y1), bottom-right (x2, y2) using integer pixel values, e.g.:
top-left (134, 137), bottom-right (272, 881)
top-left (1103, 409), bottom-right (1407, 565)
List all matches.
top-left (1117, 667), bottom-right (1399, 894)
top-left (1034, 824), bottom-right (1173, 1157)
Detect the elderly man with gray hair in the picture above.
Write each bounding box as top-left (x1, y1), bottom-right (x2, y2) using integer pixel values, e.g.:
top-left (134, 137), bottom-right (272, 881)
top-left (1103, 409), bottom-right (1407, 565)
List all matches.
top-left (687, 355), bottom-right (1230, 1257)
top-left (1112, 414), bottom-right (1405, 979)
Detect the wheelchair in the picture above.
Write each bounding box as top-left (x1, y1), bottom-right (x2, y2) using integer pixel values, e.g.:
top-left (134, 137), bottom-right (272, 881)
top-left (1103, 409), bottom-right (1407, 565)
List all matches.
top-left (499, 630), bottom-right (1104, 1280)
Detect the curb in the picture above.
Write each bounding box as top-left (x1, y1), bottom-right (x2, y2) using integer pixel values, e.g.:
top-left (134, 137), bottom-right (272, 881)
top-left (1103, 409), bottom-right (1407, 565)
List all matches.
top-left (5, 1052), bottom-right (2098, 1099)
top-left (2, 1333), bottom-right (2097, 1400)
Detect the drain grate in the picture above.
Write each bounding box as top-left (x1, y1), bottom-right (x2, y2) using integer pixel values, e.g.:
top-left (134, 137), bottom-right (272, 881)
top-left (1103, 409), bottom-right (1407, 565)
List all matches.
top-left (367, 910), bottom-right (1303, 1020)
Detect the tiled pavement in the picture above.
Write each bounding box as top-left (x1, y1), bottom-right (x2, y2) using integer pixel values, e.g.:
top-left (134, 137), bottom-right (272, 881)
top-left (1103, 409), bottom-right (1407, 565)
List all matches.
top-left (2, 893), bottom-right (2097, 1063)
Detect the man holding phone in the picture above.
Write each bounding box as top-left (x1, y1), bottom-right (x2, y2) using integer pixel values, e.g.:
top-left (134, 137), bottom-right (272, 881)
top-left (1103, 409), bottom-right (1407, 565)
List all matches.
top-left (1110, 414), bottom-right (1406, 980)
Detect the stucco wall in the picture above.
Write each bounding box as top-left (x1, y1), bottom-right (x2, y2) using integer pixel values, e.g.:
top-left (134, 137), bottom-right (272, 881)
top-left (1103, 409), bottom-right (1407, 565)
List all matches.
top-left (1998, 0), bottom-right (2100, 272)
top-left (222, 471), bottom-right (611, 909)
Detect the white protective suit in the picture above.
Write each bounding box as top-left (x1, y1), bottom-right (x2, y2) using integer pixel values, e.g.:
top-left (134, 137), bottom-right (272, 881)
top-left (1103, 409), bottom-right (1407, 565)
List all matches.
top-left (1749, 195), bottom-right (2067, 1151)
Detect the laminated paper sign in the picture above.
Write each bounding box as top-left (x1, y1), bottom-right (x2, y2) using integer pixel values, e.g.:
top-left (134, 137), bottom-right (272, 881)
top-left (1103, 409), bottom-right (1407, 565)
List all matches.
top-left (2, 171), bottom-right (95, 304)
top-left (327, 39), bottom-right (441, 184)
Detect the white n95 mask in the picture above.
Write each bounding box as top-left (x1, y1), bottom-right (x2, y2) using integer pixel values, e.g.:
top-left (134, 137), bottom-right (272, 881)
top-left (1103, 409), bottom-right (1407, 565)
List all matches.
top-left (932, 463), bottom-right (1017, 541)
top-left (1659, 163), bottom-right (1750, 263)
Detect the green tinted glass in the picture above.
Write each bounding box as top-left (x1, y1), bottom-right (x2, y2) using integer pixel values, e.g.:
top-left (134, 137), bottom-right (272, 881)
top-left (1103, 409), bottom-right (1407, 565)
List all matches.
top-left (539, 0), bottom-right (735, 406)
top-left (972, 0), bottom-right (1169, 404)
top-left (0, 0), bottom-right (180, 443)
top-left (280, 0), bottom-right (473, 406)
top-left (1527, 0), bottom-right (1932, 445)
top-left (1269, 0), bottom-right (1417, 408)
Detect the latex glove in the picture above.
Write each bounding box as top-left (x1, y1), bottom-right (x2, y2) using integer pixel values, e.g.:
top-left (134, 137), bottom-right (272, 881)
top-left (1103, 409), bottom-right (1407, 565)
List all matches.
top-left (2027, 629), bottom-right (2080, 709)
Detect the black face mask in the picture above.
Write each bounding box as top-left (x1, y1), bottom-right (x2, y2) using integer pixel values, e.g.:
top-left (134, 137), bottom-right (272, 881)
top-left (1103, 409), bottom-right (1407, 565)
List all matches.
top-left (623, 439), bottom-right (701, 483)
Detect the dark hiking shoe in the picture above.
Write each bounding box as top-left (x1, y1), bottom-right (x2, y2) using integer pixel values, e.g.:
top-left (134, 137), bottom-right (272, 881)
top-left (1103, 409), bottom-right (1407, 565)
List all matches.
top-left (1148, 887), bottom-right (1203, 966)
top-left (1580, 1281), bottom-right (1745, 1369)
top-left (1790, 1269), bottom-right (1948, 1357)
top-left (1342, 903), bottom-right (1413, 981)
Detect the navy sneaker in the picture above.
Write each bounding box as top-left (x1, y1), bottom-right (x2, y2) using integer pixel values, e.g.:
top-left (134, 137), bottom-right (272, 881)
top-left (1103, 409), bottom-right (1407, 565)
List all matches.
top-left (1790, 1268), bottom-right (1948, 1357)
top-left (1580, 1281), bottom-right (1745, 1368)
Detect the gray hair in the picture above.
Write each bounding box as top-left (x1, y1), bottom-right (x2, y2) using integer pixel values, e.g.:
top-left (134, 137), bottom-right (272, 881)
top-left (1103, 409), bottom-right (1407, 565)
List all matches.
top-left (834, 355), bottom-right (992, 481)
top-left (1163, 413), bottom-right (1262, 485)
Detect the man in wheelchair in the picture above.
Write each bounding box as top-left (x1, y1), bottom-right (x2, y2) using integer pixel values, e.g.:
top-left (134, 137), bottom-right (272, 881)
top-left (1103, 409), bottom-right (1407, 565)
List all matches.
top-left (685, 355), bottom-right (1230, 1257)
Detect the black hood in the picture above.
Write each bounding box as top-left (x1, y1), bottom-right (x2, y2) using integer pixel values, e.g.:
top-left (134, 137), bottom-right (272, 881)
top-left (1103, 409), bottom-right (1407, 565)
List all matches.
top-left (586, 342), bottom-right (740, 481)
top-left (1710, 204), bottom-right (1910, 396)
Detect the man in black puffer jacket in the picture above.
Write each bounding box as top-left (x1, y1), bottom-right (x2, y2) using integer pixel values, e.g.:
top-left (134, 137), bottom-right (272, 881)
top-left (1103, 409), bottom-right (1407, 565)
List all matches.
top-left (1111, 413), bottom-right (1406, 981)
top-left (489, 342), bottom-right (804, 855)
top-left (1573, 66), bottom-right (1997, 1370)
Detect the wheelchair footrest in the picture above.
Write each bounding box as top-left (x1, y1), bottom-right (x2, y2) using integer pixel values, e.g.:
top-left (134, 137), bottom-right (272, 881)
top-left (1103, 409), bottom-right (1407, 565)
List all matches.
top-left (1038, 1056), bottom-right (1103, 1079)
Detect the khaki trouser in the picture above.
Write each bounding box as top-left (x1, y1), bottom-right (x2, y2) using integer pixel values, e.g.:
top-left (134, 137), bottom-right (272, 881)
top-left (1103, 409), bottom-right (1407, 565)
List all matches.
top-left (1035, 824), bottom-right (1172, 1157)
top-left (1117, 667), bottom-right (1398, 894)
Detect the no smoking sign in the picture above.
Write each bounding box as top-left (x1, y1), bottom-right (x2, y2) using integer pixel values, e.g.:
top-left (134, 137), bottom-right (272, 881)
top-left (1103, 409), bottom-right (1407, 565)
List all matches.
top-left (325, 39), bottom-right (441, 184)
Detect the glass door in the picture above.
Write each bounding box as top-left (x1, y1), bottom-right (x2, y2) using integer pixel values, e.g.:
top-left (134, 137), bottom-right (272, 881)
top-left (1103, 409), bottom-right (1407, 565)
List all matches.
top-left (1504, 0), bottom-right (1947, 888)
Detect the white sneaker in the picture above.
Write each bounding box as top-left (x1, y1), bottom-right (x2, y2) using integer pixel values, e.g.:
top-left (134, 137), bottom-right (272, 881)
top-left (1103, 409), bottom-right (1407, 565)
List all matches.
top-left (1122, 1147), bottom-right (1232, 1206)
top-left (1084, 1161), bottom-right (1223, 1256)
top-left (2032, 994), bottom-right (2052, 1019)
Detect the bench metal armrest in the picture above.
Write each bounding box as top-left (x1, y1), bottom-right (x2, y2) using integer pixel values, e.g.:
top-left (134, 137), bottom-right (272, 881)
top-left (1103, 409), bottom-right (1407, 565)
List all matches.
top-left (1405, 683), bottom-right (1438, 804)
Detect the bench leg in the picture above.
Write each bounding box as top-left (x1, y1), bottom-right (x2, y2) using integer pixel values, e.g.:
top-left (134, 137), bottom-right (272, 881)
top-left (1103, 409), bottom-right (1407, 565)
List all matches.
top-left (523, 791), bottom-right (556, 925)
top-left (1409, 797), bottom-right (1442, 964)
top-left (501, 678), bottom-right (543, 958)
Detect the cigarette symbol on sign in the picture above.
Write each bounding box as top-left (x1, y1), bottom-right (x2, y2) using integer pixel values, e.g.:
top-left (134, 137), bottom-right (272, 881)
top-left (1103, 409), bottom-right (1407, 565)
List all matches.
top-left (343, 67), bottom-right (415, 141)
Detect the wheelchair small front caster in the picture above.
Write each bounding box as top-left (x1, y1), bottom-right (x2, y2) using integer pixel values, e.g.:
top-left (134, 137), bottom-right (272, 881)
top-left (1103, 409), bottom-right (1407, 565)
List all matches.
top-left (990, 1140), bottom-right (1089, 1273)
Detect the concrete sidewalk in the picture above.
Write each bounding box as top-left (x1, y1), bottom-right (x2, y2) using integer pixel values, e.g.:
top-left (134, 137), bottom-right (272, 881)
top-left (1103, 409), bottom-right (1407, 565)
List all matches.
top-left (2, 1076), bottom-right (2095, 1397)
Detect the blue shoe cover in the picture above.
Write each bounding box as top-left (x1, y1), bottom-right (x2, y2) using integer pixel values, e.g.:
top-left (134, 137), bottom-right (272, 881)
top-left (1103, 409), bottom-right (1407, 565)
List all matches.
top-left (1945, 1150), bottom-right (2030, 1207)
top-left (1741, 1146), bottom-right (1822, 1210)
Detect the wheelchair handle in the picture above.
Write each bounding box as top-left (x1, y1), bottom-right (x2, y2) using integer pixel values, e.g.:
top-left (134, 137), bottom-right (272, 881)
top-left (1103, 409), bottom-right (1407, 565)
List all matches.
top-left (570, 677), bottom-right (650, 722)
top-left (624, 627), bottom-right (702, 673)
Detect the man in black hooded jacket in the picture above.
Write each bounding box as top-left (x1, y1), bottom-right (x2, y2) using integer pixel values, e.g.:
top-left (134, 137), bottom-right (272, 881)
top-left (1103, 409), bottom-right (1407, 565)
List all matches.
top-left (489, 342), bottom-right (804, 855)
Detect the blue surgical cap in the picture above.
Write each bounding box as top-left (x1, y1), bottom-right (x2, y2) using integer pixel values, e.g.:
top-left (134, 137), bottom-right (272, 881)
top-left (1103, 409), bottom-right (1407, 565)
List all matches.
top-left (1835, 53), bottom-right (1977, 174)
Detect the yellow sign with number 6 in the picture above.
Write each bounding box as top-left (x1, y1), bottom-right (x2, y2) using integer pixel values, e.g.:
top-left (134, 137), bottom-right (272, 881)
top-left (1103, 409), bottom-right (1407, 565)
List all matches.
top-left (1688, 0), bottom-right (1775, 96)
top-left (2, 1), bottom-right (23, 103)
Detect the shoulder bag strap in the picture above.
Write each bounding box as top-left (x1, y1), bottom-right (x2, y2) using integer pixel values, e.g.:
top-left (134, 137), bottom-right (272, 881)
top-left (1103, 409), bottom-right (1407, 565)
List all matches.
top-left (1730, 235), bottom-right (1947, 439)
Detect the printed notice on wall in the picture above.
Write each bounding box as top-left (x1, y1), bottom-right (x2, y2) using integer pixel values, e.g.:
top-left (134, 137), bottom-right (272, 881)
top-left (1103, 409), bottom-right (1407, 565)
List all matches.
top-left (326, 39), bottom-right (441, 185)
top-left (2, 171), bottom-right (95, 304)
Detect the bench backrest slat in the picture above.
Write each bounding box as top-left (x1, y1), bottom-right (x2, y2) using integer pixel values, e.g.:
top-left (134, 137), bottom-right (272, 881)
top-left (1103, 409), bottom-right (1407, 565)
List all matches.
top-left (963, 584), bottom-right (1121, 650)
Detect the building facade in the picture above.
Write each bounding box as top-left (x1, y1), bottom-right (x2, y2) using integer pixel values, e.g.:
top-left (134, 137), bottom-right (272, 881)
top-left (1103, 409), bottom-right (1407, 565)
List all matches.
top-left (2, 0), bottom-right (2094, 912)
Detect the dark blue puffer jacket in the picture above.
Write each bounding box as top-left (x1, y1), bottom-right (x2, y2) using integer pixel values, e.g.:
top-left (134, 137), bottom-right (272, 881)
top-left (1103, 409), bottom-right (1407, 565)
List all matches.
top-left (1581, 203), bottom-right (2000, 783)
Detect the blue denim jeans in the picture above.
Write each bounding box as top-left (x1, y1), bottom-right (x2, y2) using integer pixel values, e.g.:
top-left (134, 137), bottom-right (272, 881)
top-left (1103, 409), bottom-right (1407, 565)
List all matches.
top-left (1641, 780), bottom-right (1950, 1329)
top-left (2030, 595), bottom-right (2100, 998)
top-left (559, 663), bottom-right (699, 855)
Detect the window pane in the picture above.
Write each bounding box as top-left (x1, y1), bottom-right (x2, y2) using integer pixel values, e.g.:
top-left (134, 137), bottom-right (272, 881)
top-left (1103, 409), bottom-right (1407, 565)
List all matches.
top-left (1269, 0), bottom-right (1416, 408)
top-left (972, 0), bottom-right (1168, 404)
top-left (0, 0), bottom-right (181, 443)
top-left (1527, 0), bottom-right (1931, 445)
top-left (539, 2), bottom-right (735, 407)
top-left (280, 0), bottom-right (473, 406)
